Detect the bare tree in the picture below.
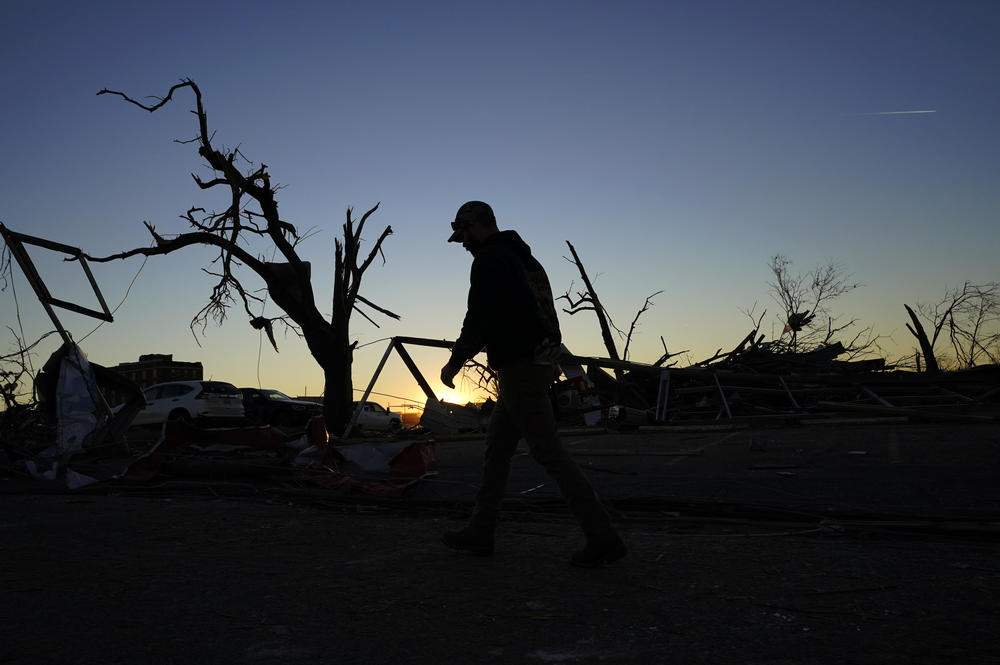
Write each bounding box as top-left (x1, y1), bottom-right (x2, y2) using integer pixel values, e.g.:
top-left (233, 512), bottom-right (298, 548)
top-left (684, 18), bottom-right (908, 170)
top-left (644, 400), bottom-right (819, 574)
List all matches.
top-left (621, 291), bottom-right (664, 362)
top-left (83, 80), bottom-right (398, 435)
top-left (560, 241), bottom-right (622, 374)
top-left (558, 241), bottom-right (663, 367)
top-left (0, 334), bottom-right (33, 411)
top-left (905, 281), bottom-right (1000, 373)
top-left (0, 245), bottom-right (49, 411)
top-left (766, 254), bottom-right (878, 358)
top-left (0, 328), bottom-right (60, 448)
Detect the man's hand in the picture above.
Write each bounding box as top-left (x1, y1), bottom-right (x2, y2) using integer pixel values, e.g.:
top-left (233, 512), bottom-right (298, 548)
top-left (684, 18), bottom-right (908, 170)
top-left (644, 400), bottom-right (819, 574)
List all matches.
top-left (440, 363), bottom-right (461, 389)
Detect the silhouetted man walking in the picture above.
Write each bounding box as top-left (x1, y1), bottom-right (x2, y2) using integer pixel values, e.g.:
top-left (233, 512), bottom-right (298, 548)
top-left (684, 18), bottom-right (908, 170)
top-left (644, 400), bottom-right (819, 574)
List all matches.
top-left (440, 201), bottom-right (626, 567)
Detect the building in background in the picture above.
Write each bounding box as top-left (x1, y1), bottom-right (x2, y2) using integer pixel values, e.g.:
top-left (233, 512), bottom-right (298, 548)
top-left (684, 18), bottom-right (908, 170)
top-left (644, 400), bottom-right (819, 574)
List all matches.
top-left (104, 354), bottom-right (203, 405)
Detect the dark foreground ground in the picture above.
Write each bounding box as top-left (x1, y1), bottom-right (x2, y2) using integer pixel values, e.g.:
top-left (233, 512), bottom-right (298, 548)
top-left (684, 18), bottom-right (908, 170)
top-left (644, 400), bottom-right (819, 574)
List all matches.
top-left (2, 421), bottom-right (998, 664)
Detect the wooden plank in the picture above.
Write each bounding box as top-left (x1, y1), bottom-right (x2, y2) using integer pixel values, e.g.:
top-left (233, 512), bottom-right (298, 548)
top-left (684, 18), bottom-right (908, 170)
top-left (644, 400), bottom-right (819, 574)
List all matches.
top-left (816, 400), bottom-right (996, 423)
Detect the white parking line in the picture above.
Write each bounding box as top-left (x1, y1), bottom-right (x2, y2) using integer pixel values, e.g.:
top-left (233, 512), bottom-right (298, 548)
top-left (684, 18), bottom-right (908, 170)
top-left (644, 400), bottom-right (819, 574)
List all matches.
top-left (664, 431), bottom-right (742, 466)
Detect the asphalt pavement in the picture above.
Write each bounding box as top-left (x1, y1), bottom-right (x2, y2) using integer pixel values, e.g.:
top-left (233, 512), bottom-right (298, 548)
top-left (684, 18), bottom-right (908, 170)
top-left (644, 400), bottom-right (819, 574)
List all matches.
top-left (2, 419), bottom-right (999, 665)
top-left (414, 421), bottom-right (1000, 525)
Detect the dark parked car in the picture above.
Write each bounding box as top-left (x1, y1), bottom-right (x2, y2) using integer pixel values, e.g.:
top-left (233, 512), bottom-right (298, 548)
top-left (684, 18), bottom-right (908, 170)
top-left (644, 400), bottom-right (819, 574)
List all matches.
top-left (240, 388), bottom-right (323, 426)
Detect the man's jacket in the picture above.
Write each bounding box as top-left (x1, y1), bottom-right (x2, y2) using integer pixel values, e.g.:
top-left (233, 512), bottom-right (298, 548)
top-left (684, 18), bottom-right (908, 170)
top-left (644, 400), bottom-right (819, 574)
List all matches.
top-left (450, 230), bottom-right (562, 369)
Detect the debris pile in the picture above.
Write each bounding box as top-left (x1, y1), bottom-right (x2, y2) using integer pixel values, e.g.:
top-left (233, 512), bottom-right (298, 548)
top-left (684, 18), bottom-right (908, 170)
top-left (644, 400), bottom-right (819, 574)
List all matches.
top-left (418, 397), bottom-right (492, 434)
top-left (560, 341), bottom-right (999, 427)
top-left (3, 414), bottom-right (437, 496)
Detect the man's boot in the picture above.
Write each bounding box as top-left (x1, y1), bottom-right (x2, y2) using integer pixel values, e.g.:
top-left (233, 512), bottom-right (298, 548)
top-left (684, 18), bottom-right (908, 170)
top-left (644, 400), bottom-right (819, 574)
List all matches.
top-left (441, 525), bottom-right (495, 556)
top-left (570, 533), bottom-right (627, 567)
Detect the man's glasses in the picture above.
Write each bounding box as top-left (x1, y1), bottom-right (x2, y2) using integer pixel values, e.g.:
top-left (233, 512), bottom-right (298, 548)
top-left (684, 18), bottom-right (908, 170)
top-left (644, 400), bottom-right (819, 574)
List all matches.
top-left (451, 220), bottom-right (472, 232)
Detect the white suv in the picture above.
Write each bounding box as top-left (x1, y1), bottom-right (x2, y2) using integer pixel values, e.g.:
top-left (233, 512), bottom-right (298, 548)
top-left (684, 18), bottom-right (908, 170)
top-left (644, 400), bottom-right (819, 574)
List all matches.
top-left (352, 400), bottom-right (403, 431)
top-left (128, 380), bottom-right (245, 426)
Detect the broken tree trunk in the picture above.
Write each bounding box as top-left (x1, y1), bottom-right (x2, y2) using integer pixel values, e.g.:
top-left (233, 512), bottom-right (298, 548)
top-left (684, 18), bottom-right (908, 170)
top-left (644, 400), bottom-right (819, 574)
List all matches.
top-left (564, 241), bottom-right (622, 381)
top-left (904, 304), bottom-right (940, 374)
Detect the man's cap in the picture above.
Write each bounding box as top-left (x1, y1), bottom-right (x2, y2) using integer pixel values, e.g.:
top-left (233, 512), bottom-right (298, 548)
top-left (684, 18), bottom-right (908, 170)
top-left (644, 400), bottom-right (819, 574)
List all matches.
top-left (448, 200), bottom-right (495, 242)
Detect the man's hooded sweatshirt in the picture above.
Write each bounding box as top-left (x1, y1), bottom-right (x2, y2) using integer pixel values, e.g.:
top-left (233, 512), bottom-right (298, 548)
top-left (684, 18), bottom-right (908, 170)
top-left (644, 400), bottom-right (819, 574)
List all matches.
top-left (449, 230), bottom-right (562, 370)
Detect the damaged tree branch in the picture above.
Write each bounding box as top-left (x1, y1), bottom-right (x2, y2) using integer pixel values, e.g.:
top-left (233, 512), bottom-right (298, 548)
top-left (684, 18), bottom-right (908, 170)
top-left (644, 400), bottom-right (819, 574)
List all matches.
top-left (622, 290), bottom-right (663, 362)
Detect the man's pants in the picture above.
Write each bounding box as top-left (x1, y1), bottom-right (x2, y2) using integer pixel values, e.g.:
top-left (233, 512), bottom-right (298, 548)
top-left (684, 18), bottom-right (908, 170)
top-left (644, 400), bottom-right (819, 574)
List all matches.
top-left (470, 359), bottom-right (616, 540)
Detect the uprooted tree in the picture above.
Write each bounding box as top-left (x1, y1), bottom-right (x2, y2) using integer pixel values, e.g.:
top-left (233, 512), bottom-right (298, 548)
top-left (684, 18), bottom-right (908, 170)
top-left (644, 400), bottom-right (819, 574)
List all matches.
top-left (904, 281), bottom-right (1000, 373)
top-left (83, 79), bottom-right (398, 436)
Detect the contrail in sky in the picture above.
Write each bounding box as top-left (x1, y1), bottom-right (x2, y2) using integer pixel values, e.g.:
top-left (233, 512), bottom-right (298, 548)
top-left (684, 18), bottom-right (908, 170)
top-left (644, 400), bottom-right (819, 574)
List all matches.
top-left (865, 110), bottom-right (937, 115)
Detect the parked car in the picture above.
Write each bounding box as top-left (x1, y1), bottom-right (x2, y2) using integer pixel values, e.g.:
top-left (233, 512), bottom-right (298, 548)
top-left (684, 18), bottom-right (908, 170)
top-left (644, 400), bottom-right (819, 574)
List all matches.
top-left (240, 388), bottom-right (323, 426)
top-left (125, 380), bottom-right (245, 426)
top-left (352, 400), bottom-right (403, 431)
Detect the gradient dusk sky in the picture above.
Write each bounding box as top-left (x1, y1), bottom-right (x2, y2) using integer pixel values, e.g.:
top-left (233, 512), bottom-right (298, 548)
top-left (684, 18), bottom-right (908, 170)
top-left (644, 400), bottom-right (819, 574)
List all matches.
top-left (2, 1), bottom-right (998, 409)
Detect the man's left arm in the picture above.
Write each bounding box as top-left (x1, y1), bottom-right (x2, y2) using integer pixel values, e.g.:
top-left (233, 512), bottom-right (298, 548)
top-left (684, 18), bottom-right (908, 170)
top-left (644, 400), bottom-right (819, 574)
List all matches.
top-left (441, 252), bottom-right (499, 388)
